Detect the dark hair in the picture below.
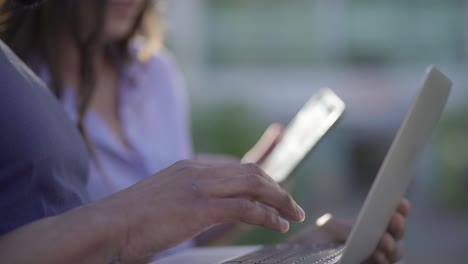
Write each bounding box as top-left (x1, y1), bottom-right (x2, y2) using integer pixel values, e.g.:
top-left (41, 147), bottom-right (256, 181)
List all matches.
top-left (10, 0), bottom-right (44, 8)
top-left (1, 0), bottom-right (163, 150)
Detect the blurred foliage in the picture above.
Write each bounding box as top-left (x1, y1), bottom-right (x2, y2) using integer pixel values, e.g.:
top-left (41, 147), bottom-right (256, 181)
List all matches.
top-left (438, 109), bottom-right (468, 211)
top-left (191, 102), bottom-right (264, 157)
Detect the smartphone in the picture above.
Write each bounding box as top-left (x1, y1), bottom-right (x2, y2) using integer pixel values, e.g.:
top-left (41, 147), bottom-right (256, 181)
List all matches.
top-left (257, 88), bottom-right (345, 183)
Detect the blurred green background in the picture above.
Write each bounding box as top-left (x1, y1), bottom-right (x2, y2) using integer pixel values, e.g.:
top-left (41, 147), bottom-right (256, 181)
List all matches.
top-left (166, 0), bottom-right (468, 262)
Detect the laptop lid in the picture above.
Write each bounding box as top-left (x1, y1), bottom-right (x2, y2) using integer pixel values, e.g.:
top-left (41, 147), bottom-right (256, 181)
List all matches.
top-left (339, 66), bottom-right (452, 264)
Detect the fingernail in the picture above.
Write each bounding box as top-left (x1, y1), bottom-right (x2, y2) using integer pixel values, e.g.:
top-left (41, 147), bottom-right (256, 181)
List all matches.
top-left (297, 204), bottom-right (306, 222)
top-left (279, 217), bottom-right (290, 232)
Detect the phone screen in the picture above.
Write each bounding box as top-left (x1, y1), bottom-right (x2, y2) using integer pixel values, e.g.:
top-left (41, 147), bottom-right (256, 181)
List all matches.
top-left (260, 88), bottom-right (345, 183)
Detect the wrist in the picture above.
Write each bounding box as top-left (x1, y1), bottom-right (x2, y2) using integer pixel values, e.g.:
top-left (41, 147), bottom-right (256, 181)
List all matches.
top-left (86, 196), bottom-right (130, 262)
top-left (51, 198), bottom-right (126, 263)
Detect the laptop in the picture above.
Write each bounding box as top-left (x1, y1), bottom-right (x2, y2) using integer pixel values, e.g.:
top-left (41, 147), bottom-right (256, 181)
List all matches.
top-left (154, 65), bottom-right (452, 264)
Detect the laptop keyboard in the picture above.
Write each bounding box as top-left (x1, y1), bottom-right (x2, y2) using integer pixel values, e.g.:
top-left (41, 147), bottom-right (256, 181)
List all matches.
top-left (221, 243), bottom-right (345, 264)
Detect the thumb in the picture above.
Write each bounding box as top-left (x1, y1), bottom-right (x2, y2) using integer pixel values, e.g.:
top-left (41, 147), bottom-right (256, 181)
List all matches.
top-left (242, 123), bottom-right (284, 164)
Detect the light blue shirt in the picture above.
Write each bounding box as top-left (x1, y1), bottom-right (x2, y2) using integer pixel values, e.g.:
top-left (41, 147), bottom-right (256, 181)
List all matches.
top-left (37, 48), bottom-right (194, 258)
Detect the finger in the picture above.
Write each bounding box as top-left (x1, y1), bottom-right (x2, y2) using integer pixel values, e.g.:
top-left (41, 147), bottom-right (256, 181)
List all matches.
top-left (371, 250), bottom-right (390, 264)
top-left (241, 163), bottom-right (278, 184)
top-left (387, 212), bottom-right (405, 241)
top-left (207, 163), bottom-right (277, 184)
top-left (211, 198), bottom-right (290, 233)
top-left (241, 123), bottom-right (284, 164)
top-left (280, 178), bottom-right (294, 193)
top-left (397, 198), bottom-right (411, 217)
top-left (378, 233), bottom-right (396, 256)
top-left (204, 171), bottom-right (305, 222)
top-left (386, 245), bottom-right (402, 263)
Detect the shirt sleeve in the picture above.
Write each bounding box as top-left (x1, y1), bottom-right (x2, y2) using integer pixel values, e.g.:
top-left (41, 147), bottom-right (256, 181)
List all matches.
top-left (0, 41), bottom-right (89, 235)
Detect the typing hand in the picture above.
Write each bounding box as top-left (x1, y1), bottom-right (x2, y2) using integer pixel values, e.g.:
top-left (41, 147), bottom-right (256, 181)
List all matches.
top-left (102, 160), bottom-right (305, 263)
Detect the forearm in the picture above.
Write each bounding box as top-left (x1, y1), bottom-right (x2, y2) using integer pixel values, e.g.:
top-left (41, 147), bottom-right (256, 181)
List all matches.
top-left (0, 201), bottom-right (124, 264)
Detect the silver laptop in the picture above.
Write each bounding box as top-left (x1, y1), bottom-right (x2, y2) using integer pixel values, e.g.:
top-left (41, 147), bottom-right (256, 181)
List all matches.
top-left (154, 66), bottom-right (451, 264)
